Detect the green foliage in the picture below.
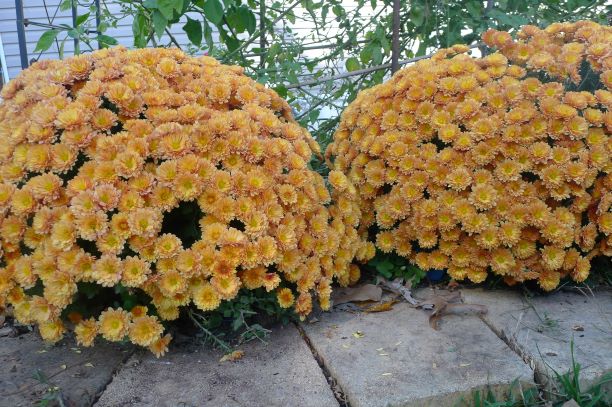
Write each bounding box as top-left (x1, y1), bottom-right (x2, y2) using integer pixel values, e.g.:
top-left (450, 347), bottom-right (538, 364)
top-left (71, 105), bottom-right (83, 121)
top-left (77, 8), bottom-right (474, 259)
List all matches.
top-left (367, 252), bottom-right (426, 286)
top-left (189, 288), bottom-right (296, 351)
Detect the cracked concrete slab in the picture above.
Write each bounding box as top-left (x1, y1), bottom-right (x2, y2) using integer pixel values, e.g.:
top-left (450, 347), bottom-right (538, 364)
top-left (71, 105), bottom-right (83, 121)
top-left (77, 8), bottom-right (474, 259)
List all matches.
top-left (301, 299), bottom-right (534, 407)
top-left (462, 288), bottom-right (612, 395)
top-left (94, 324), bottom-right (339, 407)
top-left (0, 331), bottom-right (132, 407)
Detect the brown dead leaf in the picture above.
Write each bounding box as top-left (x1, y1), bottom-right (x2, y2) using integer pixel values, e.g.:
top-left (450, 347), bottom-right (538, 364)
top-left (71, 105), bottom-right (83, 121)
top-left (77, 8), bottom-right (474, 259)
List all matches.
top-left (332, 284), bottom-right (382, 305)
top-left (220, 350), bottom-right (244, 363)
top-left (363, 299), bottom-right (398, 313)
top-left (422, 291), bottom-right (487, 330)
top-left (446, 280), bottom-right (460, 290)
top-left (572, 325), bottom-right (584, 332)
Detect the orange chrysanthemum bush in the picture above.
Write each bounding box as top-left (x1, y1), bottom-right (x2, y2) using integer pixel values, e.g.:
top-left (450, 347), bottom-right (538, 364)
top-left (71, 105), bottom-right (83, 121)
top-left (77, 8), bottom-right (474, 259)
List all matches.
top-left (0, 47), bottom-right (370, 355)
top-left (326, 21), bottom-right (611, 292)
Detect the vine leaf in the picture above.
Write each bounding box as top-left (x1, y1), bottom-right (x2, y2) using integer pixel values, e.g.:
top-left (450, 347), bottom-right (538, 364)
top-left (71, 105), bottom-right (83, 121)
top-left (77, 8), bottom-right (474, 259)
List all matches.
top-left (34, 30), bottom-right (60, 53)
top-left (203, 0), bottom-right (224, 25)
top-left (183, 16), bottom-right (203, 46)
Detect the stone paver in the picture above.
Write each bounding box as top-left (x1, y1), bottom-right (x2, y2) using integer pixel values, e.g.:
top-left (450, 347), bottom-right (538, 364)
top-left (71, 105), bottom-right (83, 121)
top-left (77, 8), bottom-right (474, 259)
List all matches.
top-left (95, 324), bottom-right (339, 407)
top-left (462, 288), bottom-right (612, 393)
top-left (0, 331), bottom-right (132, 406)
top-left (301, 297), bottom-right (535, 407)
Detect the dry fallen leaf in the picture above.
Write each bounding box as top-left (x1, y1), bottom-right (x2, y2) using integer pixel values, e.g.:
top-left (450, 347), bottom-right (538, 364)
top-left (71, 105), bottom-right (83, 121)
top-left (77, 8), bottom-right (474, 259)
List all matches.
top-left (572, 325), bottom-right (584, 332)
top-left (419, 290), bottom-right (487, 330)
top-left (332, 284), bottom-right (382, 305)
top-left (220, 350), bottom-right (244, 363)
top-left (60, 364), bottom-right (67, 370)
top-left (84, 362), bottom-right (94, 367)
top-left (363, 299), bottom-right (398, 313)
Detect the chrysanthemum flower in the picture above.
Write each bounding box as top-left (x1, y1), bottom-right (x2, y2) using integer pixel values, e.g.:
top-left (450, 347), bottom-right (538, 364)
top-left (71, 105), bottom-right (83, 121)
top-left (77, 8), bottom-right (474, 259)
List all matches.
top-left (192, 283), bottom-right (221, 311)
top-left (129, 315), bottom-right (164, 347)
top-left (98, 307), bottom-right (130, 342)
top-left (276, 287), bottom-right (295, 308)
top-left (75, 318), bottom-right (98, 347)
top-left (93, 255), bottom-right (122, 287)
top-left (149, 334), bottom-right (172, 358)
top-left (39, 319), bottom-right (65, 343)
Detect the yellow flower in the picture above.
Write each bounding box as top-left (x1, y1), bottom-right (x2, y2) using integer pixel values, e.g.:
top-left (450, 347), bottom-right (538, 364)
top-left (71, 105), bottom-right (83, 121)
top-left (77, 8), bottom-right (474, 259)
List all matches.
top-left (149, 334), bottom-right (172, 358)
top-left (98, 307), bottom-right (130, 342)
top-left (276, 287), bottom-right (295, 309)
top-left (129, 315), bottom-right (164, 347)
top-left (93, 255), bottom-right (122, 287)
top-left (75, 318), bottom-right (98, 347)
top-left (39, 319), bottom-right (65, 343)
top-left (192, 283), bottom-right (221, 311)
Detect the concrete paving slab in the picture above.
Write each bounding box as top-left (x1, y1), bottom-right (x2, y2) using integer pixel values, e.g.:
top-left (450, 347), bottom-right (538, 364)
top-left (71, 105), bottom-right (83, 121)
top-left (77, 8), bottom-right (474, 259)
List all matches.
top-left (462, 288), bottom-right (612, 393)
top-left (301, 299), bottom-right (534, 407)
top-left (95, 323), bottom-right (339, 407)
top-left (0, 331), bottom-right (132, 406)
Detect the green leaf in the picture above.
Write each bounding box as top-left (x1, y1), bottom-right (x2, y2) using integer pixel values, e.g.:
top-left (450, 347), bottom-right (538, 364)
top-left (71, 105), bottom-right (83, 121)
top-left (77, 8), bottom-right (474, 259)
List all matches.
top-left (183, 16), bottom-right (203, 46)
top-left (360, 45), bottom-right (372, 64)
top-left (203, 0), bottom-right (224, 25)
top-left (96, 34), bottom-right (118, 47)
top-left (202, 20), bottom-right (214, 50)
top-left (345, 57), bottom-right (360, 72)
top-left (219, 27), bottom-right (239, 52)
top-left (60, 0), bottom-right (72, 12)
top-left (132, 13), bottom-right (148, 48)
top-left (465, 1), bottom-right (482, 18)
top-left (309, 109), bottom-right (320, 123)
top-left (75, 12), bottom-right (90, 26)
top-left (142, 0), bottom-right (158, 8)
top-left (34, 30), bottom-right (59, 53)
top-left (274, 85), bottom-right (288, 98)
top-left (409, 7), bottom-right (424, 27)
top-left (152, 10), bottom-right (168, 39)
top-left (157, 0), bottom-right (178, 19)
top-left (97, 21), bottom-right (109, 33)
top-left (371, 46), bottom-right (383, 64)
top-left (241, 6), bottom-right (257, 34)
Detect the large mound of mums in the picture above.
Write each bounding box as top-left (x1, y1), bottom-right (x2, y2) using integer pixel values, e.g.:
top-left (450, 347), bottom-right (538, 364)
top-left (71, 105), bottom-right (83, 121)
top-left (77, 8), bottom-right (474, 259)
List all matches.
top-left (326, 21), bottom-right (611, 291)
top-left (0, 47), bottom-right (373, 356)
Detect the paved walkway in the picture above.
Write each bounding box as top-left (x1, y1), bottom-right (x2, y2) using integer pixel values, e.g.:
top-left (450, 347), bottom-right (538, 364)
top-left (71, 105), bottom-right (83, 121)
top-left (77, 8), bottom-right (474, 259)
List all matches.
top-left (1, 288), bottom-right (610, 406)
